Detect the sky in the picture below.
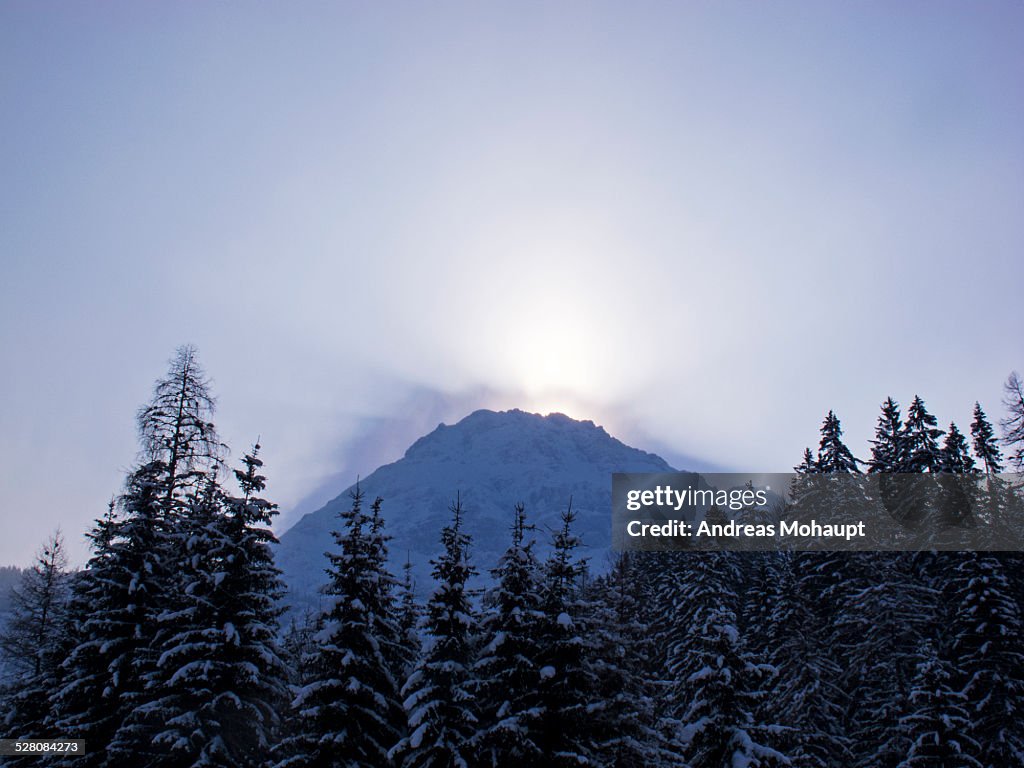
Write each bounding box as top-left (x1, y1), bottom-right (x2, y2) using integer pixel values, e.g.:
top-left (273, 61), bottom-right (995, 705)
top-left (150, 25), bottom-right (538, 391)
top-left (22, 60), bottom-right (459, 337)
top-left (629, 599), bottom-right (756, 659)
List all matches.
top-left (1, 2), bottom-right (1022, 568)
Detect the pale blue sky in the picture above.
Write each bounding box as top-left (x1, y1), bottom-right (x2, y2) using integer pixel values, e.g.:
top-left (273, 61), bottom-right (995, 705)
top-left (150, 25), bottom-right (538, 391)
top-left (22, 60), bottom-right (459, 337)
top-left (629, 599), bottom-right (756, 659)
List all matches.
top-left (2, 2), bottom-right (1022, 566)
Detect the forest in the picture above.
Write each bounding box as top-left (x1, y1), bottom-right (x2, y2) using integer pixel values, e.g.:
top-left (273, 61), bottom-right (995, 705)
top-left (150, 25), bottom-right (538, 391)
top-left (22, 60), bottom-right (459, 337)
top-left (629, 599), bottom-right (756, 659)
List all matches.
top-left (2, 346), bottom-right (1023, 768)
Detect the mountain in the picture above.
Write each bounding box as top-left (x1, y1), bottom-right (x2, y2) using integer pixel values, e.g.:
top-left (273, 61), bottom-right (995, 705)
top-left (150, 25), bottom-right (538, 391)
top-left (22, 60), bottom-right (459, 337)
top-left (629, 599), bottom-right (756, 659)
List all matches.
top-left (276, 409), bottom-right (677, 612)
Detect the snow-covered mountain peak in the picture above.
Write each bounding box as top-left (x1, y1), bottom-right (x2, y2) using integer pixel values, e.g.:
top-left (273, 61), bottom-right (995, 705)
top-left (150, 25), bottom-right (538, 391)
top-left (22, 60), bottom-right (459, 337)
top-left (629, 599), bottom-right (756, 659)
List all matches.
top-left (277, 408), bottom-right (678, 611)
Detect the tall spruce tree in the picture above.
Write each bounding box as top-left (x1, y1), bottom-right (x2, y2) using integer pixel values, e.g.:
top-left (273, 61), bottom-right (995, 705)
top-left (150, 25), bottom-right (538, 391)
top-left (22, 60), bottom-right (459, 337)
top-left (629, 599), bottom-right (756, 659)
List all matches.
top-left (970, 403), bottom-right (1004, 475)
top-left (534, 502), bottom-right (604, 767)
top-left (588, 552), bottom-right (672, 768)
top-left (792, 418), bottom-right (884, 764)
top-left (392, 497), bottom-right (479, 768)
top-left (50, 346), bottom-right (225, 767)
top-left (112, 446), bottom-right (290, 767)
top-left (904, 396), bottom-right (945, 473)
top-left (938, 423), bottom-right (975, 474)
top-left (764, 553), bottom-right (850, 767)
top-left (677, 550), bottom-right (785, 768)
top-left (869, 397), bottom-right (905, 473)
top-left (0, 532), bottom-right (70, 750)
top-left (816, 410), bottom-right (861, 473)
top-left (832, 553), bottom-right (935, 768)
top-left (948, 553), bottom-right (1024, 766)
top-left (471, 503), bottom-right (545, 767)
top-left (935, 424), bottom-right (978, 530)
top-left (50, 460), bottom-right (174, 768)
top-left (896, 641), bottom-right (982, 768)
top-left (280, 487), bottom-right (404, 768)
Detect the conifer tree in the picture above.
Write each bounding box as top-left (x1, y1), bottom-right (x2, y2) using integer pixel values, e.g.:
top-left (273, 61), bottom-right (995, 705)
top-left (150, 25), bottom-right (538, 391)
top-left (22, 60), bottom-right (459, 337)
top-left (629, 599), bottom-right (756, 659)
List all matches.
top-left (588, 552), bottom-right (672, 768)
top-left (897, 641), bottom-right (982, 768)
top-left (534, 502), bottom-right (604, 767)
top-left (392, 497), bottom-right (478, 768)
top-left (0, 532), bottom-right (70, 749)
top-left (970, 403), bottom-right (1004, 475)
top-left (948, 553), bottom-right (1024, 766)
top-left (677, 549), bottom-right (785, 768)
top-left (764, 554), bottom-right (850, 767)
top-left (795, 447), bottom-right (817, 473)
top-left (869, 397), bottom-right (905, 473)
top-left (934, 424), bottom-right (979, 531)
top-left (793, 410), bottom-right (869, 688)
top-left (806, 410), bottom-right (869, 530)
top-left (636, 550), bottom-right (692, 759)
top-left (471, 503), bottom-right (544, 767)
top-left (904, 396), bottom-right (945, 473)
top-left (50, 346), bottom-right (225, 766)
top-left (833, 553), bottom-right (935, 768)
top-left (816, 410), bottom-right (861, 473)
top-left (368, 497), bottom-right (412, 699)
top-left (281, 487), bottom-right (404, 768)
top-left (938, 423), bottom-right (975, 474)
top-left (50, 461), bottom-right (173, 768)
top-left (114, 446), bottom-right (290, 767)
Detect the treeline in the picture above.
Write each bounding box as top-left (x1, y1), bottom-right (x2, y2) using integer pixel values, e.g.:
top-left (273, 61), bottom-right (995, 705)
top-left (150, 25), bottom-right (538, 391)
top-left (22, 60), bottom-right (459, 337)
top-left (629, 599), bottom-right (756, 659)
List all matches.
top-left (1, 347), bottom-right (1023, 768)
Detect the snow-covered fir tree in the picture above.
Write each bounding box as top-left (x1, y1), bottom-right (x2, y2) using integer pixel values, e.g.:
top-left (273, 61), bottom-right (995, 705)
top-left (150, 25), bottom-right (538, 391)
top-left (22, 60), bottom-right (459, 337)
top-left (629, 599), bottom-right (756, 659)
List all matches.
top-left (392, 496), bottom-right (479, 768)
top-left (46, 346), bottom-right (248, 768)
top-left (634, 550), bottom-right (693, 764)
top-left (676, 550), bottom-right (785, 768)
top-left (112, 446), bottom-right (290, 767)
top-left (867, 397), bottom-right (924, 530)
top-left (969, 403), bottom-right (1003, 475)
top-left (897, 641), bottom-right (982, 768)
top-left (0, 531), bottom-right (71, 753)
top-left (903, 396), bottom-right (945, 473)
top-left (534, 503), bottom-right (605, 767)
top-left (471, 503), bottom-right (545, 767)
top-left (796, 410), bottom-right (867, 528)
top-left (815, 410), bottom-right (861, 473)
top-left (764, 553), bottom-right (850, 768)
top-left (869, 397), bottom-right (906, 473)
top-left (832, 553), bottom-right (936, 768)
top-left (938, 423), bottom-right (975, 474)
top-left (587, 551), bottom-right (673, 768)
top-left (50, 460), bottom-right (175, 768)
top-left (933, 424), bottom-right (978, 531)
top-left (279, 487), bottom-right (405, 768)
top-left (948, 553), bottom-right (1024, 767)
top-left (368, 496), bottom-right (413, 702)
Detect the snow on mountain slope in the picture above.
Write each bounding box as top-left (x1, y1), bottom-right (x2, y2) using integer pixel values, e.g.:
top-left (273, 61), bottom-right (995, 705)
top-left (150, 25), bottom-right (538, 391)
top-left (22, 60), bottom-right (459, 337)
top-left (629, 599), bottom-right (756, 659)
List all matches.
top-left (276, 409), bottom-right (677, 611)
